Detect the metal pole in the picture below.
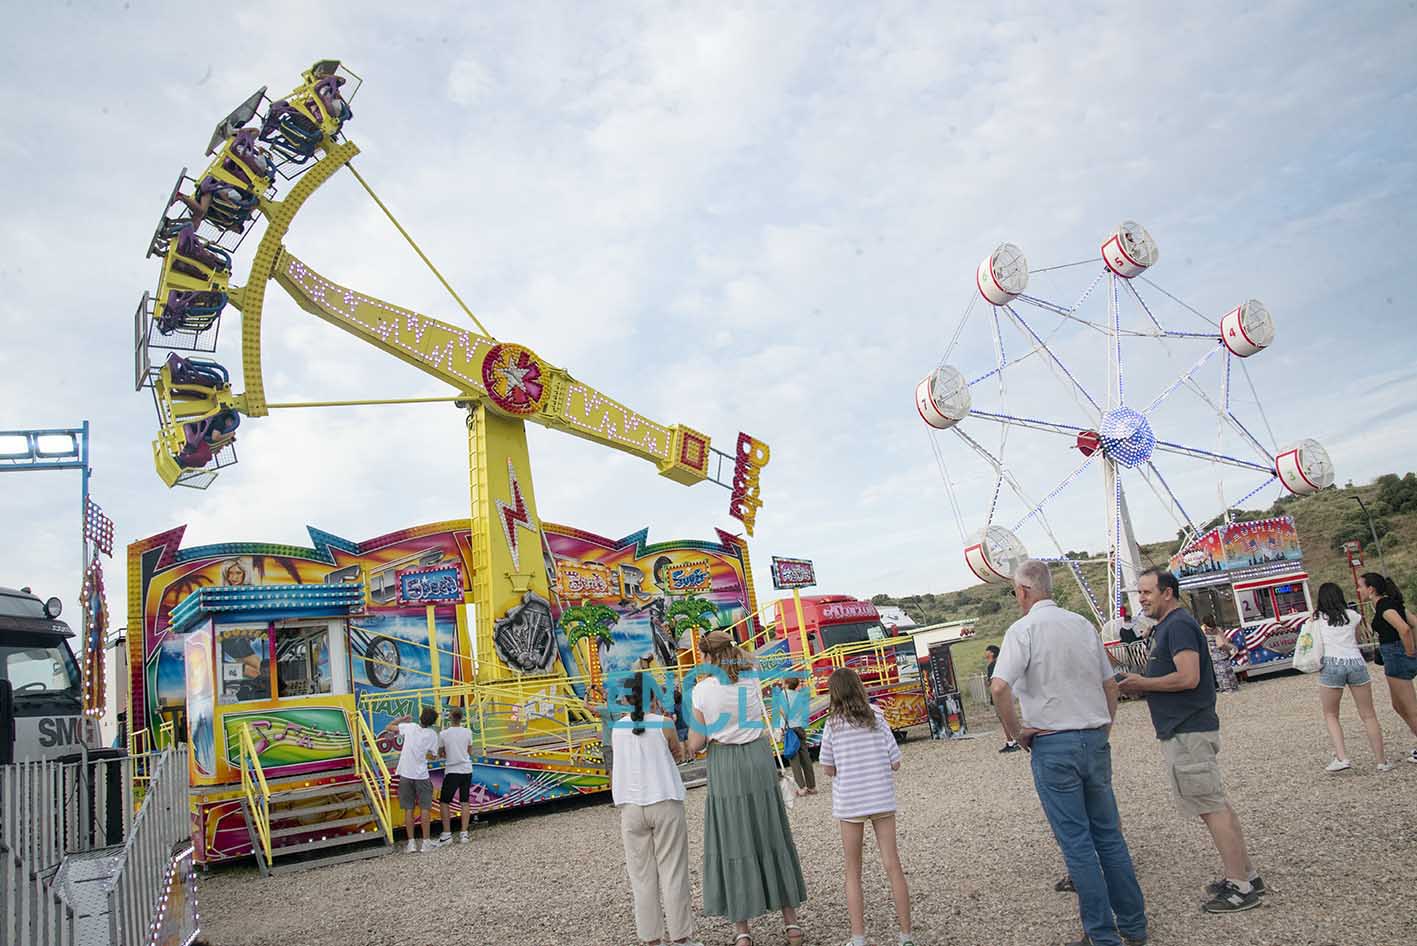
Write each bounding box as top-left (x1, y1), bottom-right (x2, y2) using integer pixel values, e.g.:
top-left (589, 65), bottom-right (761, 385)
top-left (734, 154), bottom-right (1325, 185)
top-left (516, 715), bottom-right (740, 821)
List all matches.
top-left (1352, 494), bottom-right (1389, 574)
top-left (791, 589), bottom-right (812, 695)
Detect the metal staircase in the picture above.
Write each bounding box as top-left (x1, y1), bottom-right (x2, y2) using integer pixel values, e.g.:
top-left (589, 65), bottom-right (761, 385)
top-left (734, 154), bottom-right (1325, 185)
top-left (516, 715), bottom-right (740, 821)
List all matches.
top-left (237, 716), bottom-right (394, 875)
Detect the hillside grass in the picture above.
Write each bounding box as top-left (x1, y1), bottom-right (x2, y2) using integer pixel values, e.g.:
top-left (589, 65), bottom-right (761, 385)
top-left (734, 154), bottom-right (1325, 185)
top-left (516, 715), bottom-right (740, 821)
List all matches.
top-left (875, 472), bottom-right (1417, 687)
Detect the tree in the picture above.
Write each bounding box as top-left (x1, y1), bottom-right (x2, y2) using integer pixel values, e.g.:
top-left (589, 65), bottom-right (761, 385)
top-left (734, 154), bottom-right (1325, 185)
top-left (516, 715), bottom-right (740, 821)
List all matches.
top-left (667, 596), bottom-right (718, 658)
top-left (560, 604), bottom-right (618, 700)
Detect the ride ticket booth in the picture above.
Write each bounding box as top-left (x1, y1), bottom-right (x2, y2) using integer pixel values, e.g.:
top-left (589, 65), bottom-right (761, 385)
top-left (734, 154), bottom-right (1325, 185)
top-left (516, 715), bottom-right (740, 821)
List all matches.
top-left (1170, 515), bottom-right (1312, 676)
top-left (170, 583), bottom-right (367, 862)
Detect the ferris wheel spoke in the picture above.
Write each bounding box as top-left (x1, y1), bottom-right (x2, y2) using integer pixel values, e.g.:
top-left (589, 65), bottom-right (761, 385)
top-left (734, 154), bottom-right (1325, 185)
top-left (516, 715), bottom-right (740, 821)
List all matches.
top-left (1140, 462), bottom-right (1197, 536)
top-left (1150, 439), bottom-right (1274, 474)
top-left (1141, 343), bottom-right (1225, 416)
top-left (966, 410), bottom-right (1089, 439)
top-left (1012, 452), bottom-right (1100, 532)
top-left (1002, 305), bottom-right (1103, 417)
top-left (1238, 360), bottom-right (1281, 452)
top-left (927, 430), bottom-right (969, 543)
top-left (1136, 275), bottom-right (1220, 330)
top-left (1230, 474), bottom-right (1280, 510)
top-left (1123, 279), bottom-right (1218, 340)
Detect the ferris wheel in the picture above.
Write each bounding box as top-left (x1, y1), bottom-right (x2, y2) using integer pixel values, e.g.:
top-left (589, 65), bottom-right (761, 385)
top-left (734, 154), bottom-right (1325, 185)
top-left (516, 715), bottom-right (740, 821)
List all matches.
top-left (916, 221), bottom-right (1335, 624)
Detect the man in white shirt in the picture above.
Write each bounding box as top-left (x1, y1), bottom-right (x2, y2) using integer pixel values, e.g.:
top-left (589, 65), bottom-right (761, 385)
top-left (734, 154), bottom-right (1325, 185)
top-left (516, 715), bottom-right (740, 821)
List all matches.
top-left (436, 706), bottom-right (475, 845)
top-left (391, 707), bottom-right (441, 853)
top-left (990, 560), bottom-right (1147, 946)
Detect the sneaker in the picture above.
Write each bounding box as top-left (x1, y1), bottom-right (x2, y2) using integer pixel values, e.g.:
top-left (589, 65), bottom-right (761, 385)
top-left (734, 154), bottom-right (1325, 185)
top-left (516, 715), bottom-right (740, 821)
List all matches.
top-left (1406, 748), bottom-right (1417, 765)
top-left (421, 837), bottom-right (444, 852)
top-left (1202, 880), bottom-right (1262, 913)
top-left (458, 831), bottom-right (470, 843)
top-left (437, 832), bottom-right (453, 845)
top-left (1377, 761), bottom-right (1395, 772)
top-left (1206, 875), bottom-right (1266, 898)
top-left (405, 840), bottom-right (417, 854)
top-left (1325, 757), bottom-right (1352, 773)
top-left (1000, 741), bottom-right (1022, 753)
top-left (1065, 935), bottom-right (1146, 946)
top-left (1054, 874), bottom-right (1076, 892)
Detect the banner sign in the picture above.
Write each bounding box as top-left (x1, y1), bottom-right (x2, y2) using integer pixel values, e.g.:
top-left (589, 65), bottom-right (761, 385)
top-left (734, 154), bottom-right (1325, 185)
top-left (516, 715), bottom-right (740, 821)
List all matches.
top-left (396, 566), bottom-right (463, 605)
top-left (770, 556), bottom-right (817, 590)
top-left (728, 433), bottom-right (770, 536)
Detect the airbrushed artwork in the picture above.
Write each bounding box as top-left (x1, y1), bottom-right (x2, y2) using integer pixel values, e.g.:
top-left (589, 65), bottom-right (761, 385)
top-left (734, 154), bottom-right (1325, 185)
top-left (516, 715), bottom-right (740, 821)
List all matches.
top-left (128, 517), bottom-right (759, 863)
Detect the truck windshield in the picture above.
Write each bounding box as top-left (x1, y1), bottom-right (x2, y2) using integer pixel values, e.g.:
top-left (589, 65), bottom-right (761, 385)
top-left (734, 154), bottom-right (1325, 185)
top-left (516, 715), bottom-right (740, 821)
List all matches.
top-left (820, 620), bottom-right (890, 649)
top-left (1, 641), bottom-right (82, 697)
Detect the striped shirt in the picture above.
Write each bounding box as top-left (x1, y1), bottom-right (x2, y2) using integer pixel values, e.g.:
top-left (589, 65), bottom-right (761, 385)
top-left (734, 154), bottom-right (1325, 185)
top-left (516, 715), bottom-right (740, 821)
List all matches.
top-left (819, 707), bottom-right (901, 819)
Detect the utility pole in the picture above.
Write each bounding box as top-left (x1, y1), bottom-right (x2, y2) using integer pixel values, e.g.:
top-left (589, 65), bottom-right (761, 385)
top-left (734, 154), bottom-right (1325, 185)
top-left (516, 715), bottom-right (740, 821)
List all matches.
top-left (1351, 494), bottom-right (1389, 575)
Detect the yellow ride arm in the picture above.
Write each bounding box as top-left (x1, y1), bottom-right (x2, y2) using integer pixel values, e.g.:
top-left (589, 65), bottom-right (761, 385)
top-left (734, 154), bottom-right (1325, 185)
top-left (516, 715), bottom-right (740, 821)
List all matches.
top-left (267, 248), bottom-right (713, 485)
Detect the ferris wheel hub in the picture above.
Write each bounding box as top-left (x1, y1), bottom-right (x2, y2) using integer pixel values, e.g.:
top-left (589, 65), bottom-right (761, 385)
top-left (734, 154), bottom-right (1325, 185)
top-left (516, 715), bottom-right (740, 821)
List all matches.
top-left (1099, 407), bottom-right (1155, 468)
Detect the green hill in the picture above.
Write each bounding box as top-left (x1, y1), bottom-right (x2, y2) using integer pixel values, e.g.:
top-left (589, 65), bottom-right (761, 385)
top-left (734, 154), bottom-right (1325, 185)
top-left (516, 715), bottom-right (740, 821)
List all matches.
top-left (874, 472), bottom-right (1417, 683)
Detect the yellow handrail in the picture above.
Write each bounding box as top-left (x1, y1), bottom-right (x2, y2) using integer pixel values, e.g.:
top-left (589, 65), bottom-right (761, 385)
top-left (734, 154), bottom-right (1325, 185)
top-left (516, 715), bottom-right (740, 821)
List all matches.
top-left (350, 712), bottom-right (393, 843)
top-left (237, 723), bottom-right (273, 865)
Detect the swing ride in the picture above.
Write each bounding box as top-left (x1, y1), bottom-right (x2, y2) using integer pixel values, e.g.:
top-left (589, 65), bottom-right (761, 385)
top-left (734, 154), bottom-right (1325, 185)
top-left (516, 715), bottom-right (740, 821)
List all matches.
top-left (917, 221), bottom-right (1335, 624)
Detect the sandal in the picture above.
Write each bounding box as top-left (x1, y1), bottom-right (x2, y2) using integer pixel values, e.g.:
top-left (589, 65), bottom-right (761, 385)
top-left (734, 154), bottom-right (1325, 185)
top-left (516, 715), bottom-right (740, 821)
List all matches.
top-left (785, 924), bottom-right (805, 945)
top-left (733, 935), bottom-right (754, 946)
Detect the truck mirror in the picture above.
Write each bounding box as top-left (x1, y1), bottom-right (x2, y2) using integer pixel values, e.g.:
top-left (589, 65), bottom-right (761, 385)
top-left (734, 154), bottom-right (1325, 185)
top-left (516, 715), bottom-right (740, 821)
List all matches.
top-left (0, 680), bottom-right (14, 766)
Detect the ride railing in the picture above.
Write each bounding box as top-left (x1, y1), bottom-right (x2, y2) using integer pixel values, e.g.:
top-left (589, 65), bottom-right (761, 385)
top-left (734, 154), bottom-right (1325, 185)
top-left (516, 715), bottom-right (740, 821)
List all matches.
top-left (127, 719), bottom-right (176, 800)
top-left (756, 634), bottom-right (922, 695)
top-left (1, 751), bottom-right (137, 945)
top-left (236, 724), bottom-right (273, 865)
top-left (349, 711), bottom-right (393, 843)
top-left (358, 678), bottom-right (601, 763)
top-left (104, 746), bottom-right (192, 946)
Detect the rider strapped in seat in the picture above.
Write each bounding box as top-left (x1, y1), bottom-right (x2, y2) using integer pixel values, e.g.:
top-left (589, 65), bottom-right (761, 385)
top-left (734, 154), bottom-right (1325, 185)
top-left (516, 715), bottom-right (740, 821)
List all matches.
top-left (260, 69), bottom-right (352, 164)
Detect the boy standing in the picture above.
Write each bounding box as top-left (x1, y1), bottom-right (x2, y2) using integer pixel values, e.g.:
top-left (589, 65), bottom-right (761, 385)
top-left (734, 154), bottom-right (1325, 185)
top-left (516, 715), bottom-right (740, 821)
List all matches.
top-left (395, 707), bottom-right (441, 853)
top-left (437, 706), bottom-right (475, 844)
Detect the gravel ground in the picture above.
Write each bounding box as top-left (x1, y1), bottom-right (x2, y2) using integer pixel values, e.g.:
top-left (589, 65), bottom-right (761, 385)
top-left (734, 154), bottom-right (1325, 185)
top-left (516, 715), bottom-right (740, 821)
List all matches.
top-left (203, 672), bottom-right (1416, 946)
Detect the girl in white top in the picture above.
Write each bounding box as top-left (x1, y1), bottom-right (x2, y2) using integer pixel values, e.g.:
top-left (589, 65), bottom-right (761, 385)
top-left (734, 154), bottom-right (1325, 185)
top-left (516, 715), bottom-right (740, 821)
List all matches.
top-left (611, 671), bottom-right (700, 946)
top-left (1306, 582), bottom-right (1390, 773)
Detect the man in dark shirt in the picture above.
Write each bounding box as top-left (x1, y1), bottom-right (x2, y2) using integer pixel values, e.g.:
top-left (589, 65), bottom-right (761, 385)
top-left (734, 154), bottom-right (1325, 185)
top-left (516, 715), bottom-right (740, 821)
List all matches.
top-left (1118, 605), bottom-right (1138, 645)
top-left (985, 645), bottom-right (1020, 752)
top-left (1119, 568), bottom-right (1262, 915)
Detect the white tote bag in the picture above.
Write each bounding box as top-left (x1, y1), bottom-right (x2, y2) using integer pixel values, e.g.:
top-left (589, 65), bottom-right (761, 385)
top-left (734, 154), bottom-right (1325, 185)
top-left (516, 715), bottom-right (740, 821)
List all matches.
top-left (1293, 617), bottom-right (1325, 674)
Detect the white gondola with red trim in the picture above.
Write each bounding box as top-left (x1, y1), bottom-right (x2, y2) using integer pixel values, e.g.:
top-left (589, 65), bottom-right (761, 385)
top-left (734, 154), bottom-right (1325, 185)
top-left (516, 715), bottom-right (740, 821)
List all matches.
top-left (1275, 439), bottom-right (1334, 495)
top-left (976, 243), bottom-right (1029, 305)
top-left (1219, 300), bottom-right (1275, 357)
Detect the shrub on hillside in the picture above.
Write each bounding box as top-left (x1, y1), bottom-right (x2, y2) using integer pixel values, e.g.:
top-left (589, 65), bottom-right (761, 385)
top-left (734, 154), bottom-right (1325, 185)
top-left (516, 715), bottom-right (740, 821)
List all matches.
top-left (978, 599), bottom-right (1002, 615)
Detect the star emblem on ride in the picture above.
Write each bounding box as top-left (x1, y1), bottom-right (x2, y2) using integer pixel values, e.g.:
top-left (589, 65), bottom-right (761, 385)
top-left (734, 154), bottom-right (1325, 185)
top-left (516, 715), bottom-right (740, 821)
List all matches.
top-left (481, 343), bottom-right (546, 416)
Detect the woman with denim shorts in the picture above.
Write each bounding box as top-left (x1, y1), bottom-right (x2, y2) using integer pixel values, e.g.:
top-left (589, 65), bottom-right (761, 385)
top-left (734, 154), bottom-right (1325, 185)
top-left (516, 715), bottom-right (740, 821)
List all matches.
top-left (1358, 572), bottom-right (1417, 765)
top-left (1307, 582), bottom-right (1391, 773)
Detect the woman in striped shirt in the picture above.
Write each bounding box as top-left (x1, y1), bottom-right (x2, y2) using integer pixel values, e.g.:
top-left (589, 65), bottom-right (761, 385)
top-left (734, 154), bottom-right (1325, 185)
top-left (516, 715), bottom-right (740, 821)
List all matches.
top-left (820, 669), bottom-right (915, 946)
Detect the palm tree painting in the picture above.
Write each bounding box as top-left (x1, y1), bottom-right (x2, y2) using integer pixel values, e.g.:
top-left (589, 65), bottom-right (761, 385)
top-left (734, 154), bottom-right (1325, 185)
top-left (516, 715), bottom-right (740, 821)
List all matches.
top-left (666, 596), bottom-right (719, 663)
top-left (560, 603), bottom-right (619, 700)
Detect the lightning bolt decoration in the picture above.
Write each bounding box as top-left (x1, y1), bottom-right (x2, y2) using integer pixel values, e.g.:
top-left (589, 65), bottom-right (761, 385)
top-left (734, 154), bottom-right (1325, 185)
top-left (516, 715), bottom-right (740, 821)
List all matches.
top-left (495, 459), bottom-right (538, 570)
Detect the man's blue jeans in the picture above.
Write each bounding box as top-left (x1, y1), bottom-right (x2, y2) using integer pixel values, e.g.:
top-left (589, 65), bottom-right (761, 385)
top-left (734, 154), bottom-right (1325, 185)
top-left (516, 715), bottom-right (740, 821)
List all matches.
top-left (1030, 729), bottom-right (1147, 945)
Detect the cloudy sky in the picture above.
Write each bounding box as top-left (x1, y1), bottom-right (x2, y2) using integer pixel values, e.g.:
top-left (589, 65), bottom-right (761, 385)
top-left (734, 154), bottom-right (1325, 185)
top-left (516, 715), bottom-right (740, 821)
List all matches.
top-left (2, 2), bottom-right (1415, 628)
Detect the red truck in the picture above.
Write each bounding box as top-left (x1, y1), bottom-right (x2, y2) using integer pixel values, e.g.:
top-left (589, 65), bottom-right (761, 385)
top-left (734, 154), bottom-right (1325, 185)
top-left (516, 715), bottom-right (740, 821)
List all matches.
top-left (766, 594), bottom-right (927, 740)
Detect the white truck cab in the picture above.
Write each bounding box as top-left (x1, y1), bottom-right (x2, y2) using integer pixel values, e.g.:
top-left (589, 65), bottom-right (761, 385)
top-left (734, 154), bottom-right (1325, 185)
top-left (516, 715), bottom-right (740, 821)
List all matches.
top-left (1, 585), bottom-right (99, 763)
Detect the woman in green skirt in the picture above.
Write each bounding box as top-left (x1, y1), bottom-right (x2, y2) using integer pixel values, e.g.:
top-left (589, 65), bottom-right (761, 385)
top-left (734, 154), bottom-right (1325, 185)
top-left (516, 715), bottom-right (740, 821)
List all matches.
top-left (687, 631), bottom-right (808, 946)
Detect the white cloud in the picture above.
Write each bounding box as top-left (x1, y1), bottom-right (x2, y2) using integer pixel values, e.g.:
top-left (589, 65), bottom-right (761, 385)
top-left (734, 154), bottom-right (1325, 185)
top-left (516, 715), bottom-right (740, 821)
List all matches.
top-left (2, 1), bottom-right (1416, 634)
top-left (448, 57), bottom-right (493, 106)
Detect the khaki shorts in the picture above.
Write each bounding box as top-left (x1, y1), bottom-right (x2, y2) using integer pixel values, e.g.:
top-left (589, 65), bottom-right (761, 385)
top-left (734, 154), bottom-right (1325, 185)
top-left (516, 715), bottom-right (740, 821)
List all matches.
top-left (841, 811), bottom-right (895, 825)
top-left (1160, 730), bottom-right (1228, 817)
